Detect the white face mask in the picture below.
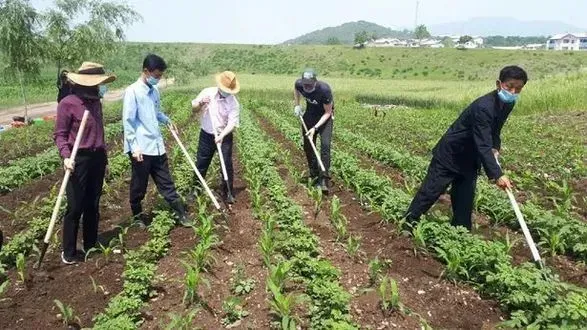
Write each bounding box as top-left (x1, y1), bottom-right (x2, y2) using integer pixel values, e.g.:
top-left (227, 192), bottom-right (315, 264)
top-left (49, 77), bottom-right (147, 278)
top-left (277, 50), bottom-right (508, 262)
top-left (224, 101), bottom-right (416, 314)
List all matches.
top-left (219, 89), bottom-right (230, 98)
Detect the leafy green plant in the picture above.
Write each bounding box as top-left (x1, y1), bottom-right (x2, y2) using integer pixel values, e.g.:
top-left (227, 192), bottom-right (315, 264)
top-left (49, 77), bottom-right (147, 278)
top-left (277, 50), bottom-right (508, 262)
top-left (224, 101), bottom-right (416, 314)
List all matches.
top-left (0, 279), bottom-right (10, 298)
top-left (230, 264), bottom-right (256, 296)
top-left (221, 296), bottom-right (250, 326)
top-left (188, 234), bottom-right (219, 273)
top-left (259, 229), bottom-right (275, 268)
top-left (54, 299), bottom-right (80, 327)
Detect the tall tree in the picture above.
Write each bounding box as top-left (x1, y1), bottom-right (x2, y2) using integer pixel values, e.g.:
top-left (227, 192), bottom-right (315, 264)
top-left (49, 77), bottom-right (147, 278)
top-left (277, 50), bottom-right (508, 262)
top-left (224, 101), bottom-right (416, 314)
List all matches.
top-left (42, 0), bottom-right (142, 81)
top-left (0, 0), bottom-right (44, 121)
top-left (354, 30), bottom-right (369, 45)
top-left (459, 35), bottom-right (474, 44)
top-left (414, 24), bottom-right (431, 41)
top-left (441, 36), bottom-right (455, 48)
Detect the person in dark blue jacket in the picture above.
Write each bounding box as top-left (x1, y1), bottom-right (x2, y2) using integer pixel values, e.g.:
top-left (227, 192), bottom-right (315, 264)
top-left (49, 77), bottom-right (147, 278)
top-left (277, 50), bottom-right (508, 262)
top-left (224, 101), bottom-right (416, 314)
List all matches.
top-left (405, 66), bottom-right (528, 230)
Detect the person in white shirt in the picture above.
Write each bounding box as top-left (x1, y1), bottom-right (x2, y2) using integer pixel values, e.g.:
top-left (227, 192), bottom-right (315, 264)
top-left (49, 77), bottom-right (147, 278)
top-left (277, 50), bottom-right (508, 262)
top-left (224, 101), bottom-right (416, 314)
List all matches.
top-left (191, 71), bottom-right (241, 203)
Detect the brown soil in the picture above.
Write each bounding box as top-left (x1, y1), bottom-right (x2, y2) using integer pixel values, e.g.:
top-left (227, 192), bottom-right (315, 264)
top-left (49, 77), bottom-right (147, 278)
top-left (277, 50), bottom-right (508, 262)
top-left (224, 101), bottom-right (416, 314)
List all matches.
top-left (257, 114), bottom-right (506, 329)
top-left (141, 153), bottom-right (272, 329)
top-left (0, 178), bottom-right (159, 329)
top-left (335, 128), bottom-right (587, 289)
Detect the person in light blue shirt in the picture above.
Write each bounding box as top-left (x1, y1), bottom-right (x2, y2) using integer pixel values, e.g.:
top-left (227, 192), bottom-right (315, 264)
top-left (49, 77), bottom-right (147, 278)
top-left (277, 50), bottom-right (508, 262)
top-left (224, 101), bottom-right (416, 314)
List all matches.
top-left (123, 54), bottom-right (190, 227)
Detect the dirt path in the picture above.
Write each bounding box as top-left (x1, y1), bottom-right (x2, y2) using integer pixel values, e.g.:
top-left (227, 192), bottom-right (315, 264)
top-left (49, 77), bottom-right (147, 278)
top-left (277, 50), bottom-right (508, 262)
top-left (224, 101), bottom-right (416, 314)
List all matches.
top-left (0, 78), bottom-right (175, 125)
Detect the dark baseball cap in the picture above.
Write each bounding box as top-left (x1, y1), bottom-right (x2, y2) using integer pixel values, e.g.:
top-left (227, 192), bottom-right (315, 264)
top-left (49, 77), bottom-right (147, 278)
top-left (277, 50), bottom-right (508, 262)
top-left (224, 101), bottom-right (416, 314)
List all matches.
top-left (301, 68), bottom-right (317, 84)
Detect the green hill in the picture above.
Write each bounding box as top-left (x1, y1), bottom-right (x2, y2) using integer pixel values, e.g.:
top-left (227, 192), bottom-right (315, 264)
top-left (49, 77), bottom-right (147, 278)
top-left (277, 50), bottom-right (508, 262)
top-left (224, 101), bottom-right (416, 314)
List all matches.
top-left (282, 20), bottom-right (412, 45)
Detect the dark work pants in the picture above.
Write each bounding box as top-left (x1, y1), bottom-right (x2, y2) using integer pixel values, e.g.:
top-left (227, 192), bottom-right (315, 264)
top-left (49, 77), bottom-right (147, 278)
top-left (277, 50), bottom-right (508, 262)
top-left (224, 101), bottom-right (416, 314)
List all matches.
top-left (302, 116), bottom-right (333, 179)
top-left (195, 130), bottom-right (234, 195)
top-left (63, 150), bottom-right (107, 258)
top-left (405, 157), bottom-right (477, 230)
top-left (129, 153), bottom-right (180, 214)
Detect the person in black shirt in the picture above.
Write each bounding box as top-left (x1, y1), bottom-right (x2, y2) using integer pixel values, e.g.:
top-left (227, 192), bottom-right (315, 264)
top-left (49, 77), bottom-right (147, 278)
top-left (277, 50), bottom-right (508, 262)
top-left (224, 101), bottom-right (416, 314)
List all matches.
top-left (405, 66), bottom-right (528, 230)
top-left (294, 69), bottom-right (334, 192)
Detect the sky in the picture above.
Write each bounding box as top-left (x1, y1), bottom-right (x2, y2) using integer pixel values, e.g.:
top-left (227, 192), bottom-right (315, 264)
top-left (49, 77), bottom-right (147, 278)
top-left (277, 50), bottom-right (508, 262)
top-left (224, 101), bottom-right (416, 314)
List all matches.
top-left (30, 0), bottom-right (586, 44)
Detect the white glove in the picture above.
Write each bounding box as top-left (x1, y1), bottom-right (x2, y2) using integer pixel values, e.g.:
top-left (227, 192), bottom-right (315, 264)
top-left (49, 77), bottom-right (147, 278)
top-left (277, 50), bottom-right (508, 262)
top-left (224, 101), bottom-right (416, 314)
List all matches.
top-left (294, 105), bottom-right (303, 117)
top-left (63, 158), bottom-right (75, 172)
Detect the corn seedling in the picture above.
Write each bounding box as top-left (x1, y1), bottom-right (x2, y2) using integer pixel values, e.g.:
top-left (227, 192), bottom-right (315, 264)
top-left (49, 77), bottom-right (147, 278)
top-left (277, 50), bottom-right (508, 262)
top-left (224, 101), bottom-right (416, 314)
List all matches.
top-left (15, 253), bottom-right (25, 283)
top-left (181, 261), bottom-right (209, 306)
top-left (267, 277), bottom-right (300, 330)
top-left (188, 236), bottom-right (218, 273)
top-left (435, 246), bottom-right (468, 282)
top-left (115, 224), bottom-right (130, 252)
top-left (538, 226), bottom-right (568, 257)
top-left (330, 196), bottom-right (349, 241)
top-left (85, 240), bottom-right (117, 267)
top-left (268, 261), bottom-right (291, 290)
top-left (0, 280), bottom-right (10, 298)
top-left (499, 230), bottom-right (522, 255)
top-left (378, 276), bottom-right (401, 313)
top-left (53, 299), bottom-right (80, 327)
top-left (221, 296), bottom-right (250, 326)
top-left (260, 230), bottom-right (275, 268)
top-left (90, 276), bottom-right (107, 295)
top-left (307, 185), bottom-right (323, 218)
top-left (346, 235), bottom-right (362, 259)
top-left (411, 222), bottom-right (428, 256)
top-left (163, 310), bottom-right (199, 330)
top-left (368, 257), bottom-right (392, 286)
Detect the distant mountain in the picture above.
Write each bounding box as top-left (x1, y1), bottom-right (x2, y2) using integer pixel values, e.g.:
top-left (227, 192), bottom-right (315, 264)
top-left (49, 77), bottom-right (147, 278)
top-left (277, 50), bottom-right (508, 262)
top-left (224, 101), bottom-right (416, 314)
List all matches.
top-left (282, 20), bottom-right (412, 45)
top-left (429, 17), bottom-right (585, 37)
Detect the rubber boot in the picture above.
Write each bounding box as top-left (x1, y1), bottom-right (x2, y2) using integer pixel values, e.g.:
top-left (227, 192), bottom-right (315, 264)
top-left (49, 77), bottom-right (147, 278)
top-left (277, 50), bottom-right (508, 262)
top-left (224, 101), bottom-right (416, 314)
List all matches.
top-left (170, 199), bottom-right (192, 227)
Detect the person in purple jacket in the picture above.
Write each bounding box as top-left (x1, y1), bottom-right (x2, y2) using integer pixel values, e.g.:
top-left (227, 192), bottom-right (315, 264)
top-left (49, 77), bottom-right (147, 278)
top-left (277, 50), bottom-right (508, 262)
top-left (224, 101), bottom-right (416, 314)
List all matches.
top-left (53, 62), bottom-right (116, 265)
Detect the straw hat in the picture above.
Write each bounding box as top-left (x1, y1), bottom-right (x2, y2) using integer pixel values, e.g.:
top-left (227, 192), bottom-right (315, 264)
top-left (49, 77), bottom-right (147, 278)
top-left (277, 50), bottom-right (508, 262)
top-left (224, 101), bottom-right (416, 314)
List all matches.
top-left (216, 71), bottom-right (240, 94)
top-left (66, 62), bottom-right (116, 87)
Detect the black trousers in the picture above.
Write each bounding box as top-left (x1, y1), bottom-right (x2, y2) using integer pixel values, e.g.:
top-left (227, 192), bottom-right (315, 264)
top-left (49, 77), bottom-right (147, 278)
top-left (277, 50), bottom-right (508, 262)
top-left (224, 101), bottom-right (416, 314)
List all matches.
top-left (129, 153), bottom-right (180, 214)
top-left (63, 150), bottom-right (107, 258)
top-left (302, 116), bottom-right (333, 179)
top-left (405, 157), bottom-right (477, 230)
top-left (195, 130), bottom-right (234, 194)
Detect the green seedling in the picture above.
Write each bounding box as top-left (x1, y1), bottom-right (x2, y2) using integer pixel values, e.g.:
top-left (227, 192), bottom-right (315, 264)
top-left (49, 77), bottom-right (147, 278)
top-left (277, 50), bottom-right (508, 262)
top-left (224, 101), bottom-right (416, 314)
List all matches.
top-left (259, 230), bottom-right (275, 268)
top-left (346, 235), bottom-right (362, 259)
top-left (15, 253), bottom-right (25, 283)
top-left (53, 299), bottom-right (80, 327)
top-left (230, 264), bottom-right (256, 296)
top-left (368, 257), bottom-right (392, 286)
top-left (163, 310), bottom-right (199, 330)
top-left (378, 276), bottom-right (401, 312)
top-left (307, 185), bottom-right (323, 218)
top-left (267, 277), bottom-right (300, 330)
top-left (181, 261), bottom-right (209, 306)
top-left (221, 296), bottom-right (249, 326)
top-left (89, 276), bottom-right (107, 295)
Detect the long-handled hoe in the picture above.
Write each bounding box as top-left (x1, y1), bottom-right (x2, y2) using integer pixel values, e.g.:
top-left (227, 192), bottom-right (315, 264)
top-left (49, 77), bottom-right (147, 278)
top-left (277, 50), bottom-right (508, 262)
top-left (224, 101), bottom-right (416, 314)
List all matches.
top-left (36, 110), bottom-right (90, 269)
top-left (169, 125), bottom-right (223, 213)
top-left (297, 114), bottom-right (328, 191)
top-left (496, 158), bottom-right (545, 270)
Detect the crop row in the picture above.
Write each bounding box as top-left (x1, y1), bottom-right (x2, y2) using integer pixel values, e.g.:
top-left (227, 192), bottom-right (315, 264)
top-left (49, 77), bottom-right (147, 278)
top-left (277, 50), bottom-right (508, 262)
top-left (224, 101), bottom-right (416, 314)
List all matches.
top-left (237, 108), bottom-right (357, 329)
top-left (254, 104), bottom-right (587, 328)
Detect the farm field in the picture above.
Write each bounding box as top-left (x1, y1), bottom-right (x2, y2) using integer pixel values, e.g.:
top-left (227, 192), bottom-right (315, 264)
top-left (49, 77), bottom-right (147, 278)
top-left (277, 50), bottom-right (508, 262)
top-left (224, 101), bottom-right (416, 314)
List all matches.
top-left (0, 44), bottom-right (586, 329)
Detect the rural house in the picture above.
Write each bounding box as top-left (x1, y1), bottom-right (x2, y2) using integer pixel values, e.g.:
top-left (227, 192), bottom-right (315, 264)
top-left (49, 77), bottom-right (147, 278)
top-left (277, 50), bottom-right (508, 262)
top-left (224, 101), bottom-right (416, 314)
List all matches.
top-left (547, 33), bottom-right (587, 50)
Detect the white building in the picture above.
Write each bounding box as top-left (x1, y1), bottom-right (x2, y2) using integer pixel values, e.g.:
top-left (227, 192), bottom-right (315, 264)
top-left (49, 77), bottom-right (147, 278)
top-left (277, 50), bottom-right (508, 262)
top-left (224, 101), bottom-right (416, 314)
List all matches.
top-left (547, 33), bottom-right (587, 51)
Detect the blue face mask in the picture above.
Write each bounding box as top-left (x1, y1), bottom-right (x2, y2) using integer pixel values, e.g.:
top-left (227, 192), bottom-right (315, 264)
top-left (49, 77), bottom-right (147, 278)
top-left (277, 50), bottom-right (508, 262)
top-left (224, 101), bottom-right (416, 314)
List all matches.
top-left (498, 89), bottom-right (519, 104)
top-left (219, 89), bottom-right (230, 98)
top-left (98, 85), bottom-right (108, 98)
top-left (146, 75), bottom-right (159, 86)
